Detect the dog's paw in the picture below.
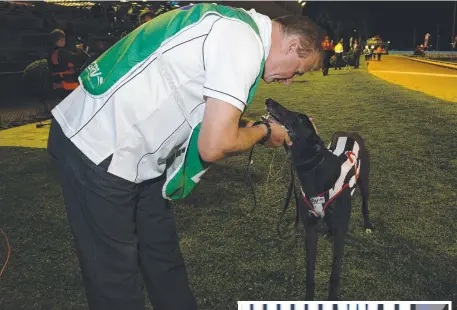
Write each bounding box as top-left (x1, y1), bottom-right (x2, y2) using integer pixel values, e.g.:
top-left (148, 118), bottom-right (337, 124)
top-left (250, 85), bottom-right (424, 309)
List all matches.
top-left (364, 222), bottom-right (374, 234)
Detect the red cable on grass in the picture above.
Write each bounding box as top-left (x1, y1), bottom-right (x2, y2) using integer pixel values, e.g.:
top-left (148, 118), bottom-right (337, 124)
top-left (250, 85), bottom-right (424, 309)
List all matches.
top-left (0, 229), bottom-right (11, 277)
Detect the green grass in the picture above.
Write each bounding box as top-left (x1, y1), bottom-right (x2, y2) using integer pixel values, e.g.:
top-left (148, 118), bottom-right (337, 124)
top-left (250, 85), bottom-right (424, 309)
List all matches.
top-left (1, 58), bottom-right (457, 309)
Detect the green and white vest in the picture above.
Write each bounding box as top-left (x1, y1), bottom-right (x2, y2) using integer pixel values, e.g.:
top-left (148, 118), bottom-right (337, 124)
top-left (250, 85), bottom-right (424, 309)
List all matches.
top-left (77, 4), bottom-right (265, 200)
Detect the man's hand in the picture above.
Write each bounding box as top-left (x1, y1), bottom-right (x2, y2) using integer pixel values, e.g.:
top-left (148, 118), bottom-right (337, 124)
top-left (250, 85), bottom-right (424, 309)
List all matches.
top-left (264, 120), bottom-right (292, 147)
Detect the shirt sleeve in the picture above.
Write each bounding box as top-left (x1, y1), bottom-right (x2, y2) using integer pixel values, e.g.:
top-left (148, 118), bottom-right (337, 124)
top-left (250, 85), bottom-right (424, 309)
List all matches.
top-left (202, 18), bottom-right (264, 112)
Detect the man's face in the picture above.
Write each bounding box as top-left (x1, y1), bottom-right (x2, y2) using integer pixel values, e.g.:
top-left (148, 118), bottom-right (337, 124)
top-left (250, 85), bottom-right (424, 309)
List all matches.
top-left (57, 37), bottom-right (66, 47)
top-left (263, 35), bottom-right (318, 86)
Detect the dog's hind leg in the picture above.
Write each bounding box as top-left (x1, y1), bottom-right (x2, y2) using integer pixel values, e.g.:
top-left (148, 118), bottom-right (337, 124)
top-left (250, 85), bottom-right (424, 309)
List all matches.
top-left (357, 143), bottom-right (374, 233)
top-left (302, 212), bottom-right (319, 300)
top-left (327, 190), bottom-right (351, 301)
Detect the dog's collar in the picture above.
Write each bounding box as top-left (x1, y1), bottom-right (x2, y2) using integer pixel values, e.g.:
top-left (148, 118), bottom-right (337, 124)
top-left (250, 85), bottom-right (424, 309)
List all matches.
top-left (294, 152), bottom-right (325, 172)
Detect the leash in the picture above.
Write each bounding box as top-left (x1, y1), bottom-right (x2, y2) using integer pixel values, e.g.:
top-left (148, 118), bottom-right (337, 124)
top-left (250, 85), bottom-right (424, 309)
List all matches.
top-left (243, 114), bottom-right (271, 214)
top-left (244, 113), bottom-right (303, 238)
top-left (245, 143), bottom-right (301, 239)
top-left (244, 145), bottom-right (258, 213)
top-left (276, 161), bottom-right (301, 239)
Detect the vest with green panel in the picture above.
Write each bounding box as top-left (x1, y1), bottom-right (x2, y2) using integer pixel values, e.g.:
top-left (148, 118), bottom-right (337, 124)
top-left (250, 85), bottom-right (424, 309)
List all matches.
top-left (79, 3), bottom-right (265, 200)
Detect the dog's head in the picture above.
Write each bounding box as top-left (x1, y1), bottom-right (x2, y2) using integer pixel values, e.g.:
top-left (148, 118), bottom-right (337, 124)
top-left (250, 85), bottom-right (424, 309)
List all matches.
top-left (265, 98), bottom-right (325, 171)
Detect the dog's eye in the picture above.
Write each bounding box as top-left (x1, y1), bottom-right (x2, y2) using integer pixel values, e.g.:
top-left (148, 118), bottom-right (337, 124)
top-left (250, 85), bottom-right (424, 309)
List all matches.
top-left (297, 115), bottom-right (307, 123)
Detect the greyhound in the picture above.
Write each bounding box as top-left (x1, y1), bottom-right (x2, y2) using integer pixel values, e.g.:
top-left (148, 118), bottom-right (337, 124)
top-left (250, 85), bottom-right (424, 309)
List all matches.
top-left (264, 98), bottom-right (374, 300)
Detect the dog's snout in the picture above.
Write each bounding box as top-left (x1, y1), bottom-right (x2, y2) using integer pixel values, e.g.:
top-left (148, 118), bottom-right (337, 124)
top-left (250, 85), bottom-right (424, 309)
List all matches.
top-left (265, 98), bottom-right (281, 110)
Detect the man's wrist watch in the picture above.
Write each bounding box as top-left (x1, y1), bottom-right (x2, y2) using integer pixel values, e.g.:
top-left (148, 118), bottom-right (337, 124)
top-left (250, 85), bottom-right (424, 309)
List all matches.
top-left (252, 120), bottom-right (271, 145)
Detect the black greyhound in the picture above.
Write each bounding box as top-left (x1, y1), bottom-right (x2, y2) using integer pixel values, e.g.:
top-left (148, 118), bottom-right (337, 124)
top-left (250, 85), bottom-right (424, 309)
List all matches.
top-left (264, 98), bottom-right (374, 300)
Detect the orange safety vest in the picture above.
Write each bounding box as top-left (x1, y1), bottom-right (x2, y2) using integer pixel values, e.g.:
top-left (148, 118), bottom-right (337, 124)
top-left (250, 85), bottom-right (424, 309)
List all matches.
top-left (321, 40), bottom-right (333, 51)
top-left (48, 47), bottom-right (80, 91)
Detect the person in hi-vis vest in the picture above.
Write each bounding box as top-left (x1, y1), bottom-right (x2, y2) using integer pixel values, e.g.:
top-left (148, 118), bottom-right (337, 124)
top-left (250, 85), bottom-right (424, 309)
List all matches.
top-left (376, 45), bottom-right (383, 61)
top-left (321, 35), bottom-right (334, 76)
top-left (47, 4), bottom-right (324, 310)
top-left (334, 38), bottom-right (344, 70)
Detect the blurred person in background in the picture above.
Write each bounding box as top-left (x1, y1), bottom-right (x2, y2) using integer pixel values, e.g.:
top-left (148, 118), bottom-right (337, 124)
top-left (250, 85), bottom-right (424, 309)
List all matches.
top-left (47, 29), bottom-right (90, 99)
top-left (334, 38), bottom-right (344, 70)
top-left (363, 45), bottom-right (371, 61)
top-left (352, 39), bottom-right (361, 68)
top-left (376, 45), bottom-right (383, 61)
top-left (321, 35), bottom-right (334, 76)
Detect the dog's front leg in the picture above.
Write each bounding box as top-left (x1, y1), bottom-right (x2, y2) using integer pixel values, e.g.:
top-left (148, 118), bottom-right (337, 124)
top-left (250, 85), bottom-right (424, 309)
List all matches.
top-left (303, 214), bottom-right (319, 300)
top-left (328, 191), bottom-right (351, 300)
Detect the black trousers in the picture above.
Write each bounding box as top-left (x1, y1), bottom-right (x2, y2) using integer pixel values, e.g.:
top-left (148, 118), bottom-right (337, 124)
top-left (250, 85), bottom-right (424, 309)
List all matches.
top-left (353, 52), bottom-right (361, 68)
top-left (322, 50), bottom-right (333, 76)
top-left (335, 53), bottom-right (343, 70)
top-left (47, 120), bottom-right (197, 310)
top-left (377, 53), bottom-right (382, 61)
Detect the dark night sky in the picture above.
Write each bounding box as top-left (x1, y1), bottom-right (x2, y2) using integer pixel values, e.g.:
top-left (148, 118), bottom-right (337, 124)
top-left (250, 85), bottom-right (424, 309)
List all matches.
top-left (306, 1), bottom-right (456, 50)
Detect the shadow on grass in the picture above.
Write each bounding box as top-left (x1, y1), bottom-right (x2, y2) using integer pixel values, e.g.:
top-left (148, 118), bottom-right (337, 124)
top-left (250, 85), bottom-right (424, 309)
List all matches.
top-left (180, 159), bottom-right (264, 207)
top-left (344, 223), bottom-right (457, 301)
top-left (0, 146), bottom-right (88, 309)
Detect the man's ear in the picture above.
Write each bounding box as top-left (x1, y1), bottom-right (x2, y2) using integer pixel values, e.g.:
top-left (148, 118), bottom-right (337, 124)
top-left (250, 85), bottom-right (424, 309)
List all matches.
top-left (286, 36), bottom-right (300, 54)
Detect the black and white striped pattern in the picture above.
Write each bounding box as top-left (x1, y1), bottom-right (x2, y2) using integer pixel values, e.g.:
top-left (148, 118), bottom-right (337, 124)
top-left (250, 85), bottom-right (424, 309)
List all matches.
top-left (302, 136), bottom-right (361, 218)
top-left (327, 136), bottom-right (361, 197)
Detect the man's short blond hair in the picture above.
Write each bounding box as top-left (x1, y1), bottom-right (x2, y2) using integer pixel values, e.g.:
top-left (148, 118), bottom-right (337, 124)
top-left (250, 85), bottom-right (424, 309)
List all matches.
top-left (273, 15), bottom-right (326, 59)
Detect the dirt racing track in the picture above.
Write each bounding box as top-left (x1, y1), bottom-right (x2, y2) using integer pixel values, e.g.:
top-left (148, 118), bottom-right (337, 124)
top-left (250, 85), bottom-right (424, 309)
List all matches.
top-left (367, 55), bottom-right (457, 103)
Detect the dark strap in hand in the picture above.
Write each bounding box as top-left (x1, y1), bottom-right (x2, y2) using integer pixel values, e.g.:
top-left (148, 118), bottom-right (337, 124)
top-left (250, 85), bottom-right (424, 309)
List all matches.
top-left (252, 119), bottom-right (271, 145)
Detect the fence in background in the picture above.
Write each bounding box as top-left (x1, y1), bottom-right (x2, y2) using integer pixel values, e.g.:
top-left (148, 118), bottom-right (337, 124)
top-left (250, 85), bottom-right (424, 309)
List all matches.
top-left (389, 50), bottom-right (457, 63)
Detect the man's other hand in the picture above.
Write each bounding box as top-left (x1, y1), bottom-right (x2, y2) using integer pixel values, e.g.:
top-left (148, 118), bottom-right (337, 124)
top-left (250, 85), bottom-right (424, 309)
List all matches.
top-left (264, 120), bottom-right (292, 147)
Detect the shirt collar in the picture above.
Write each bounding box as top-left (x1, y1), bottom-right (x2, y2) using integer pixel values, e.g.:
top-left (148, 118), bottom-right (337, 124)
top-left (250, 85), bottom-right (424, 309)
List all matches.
top-left (244, 9), bottom-right (272, 59)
